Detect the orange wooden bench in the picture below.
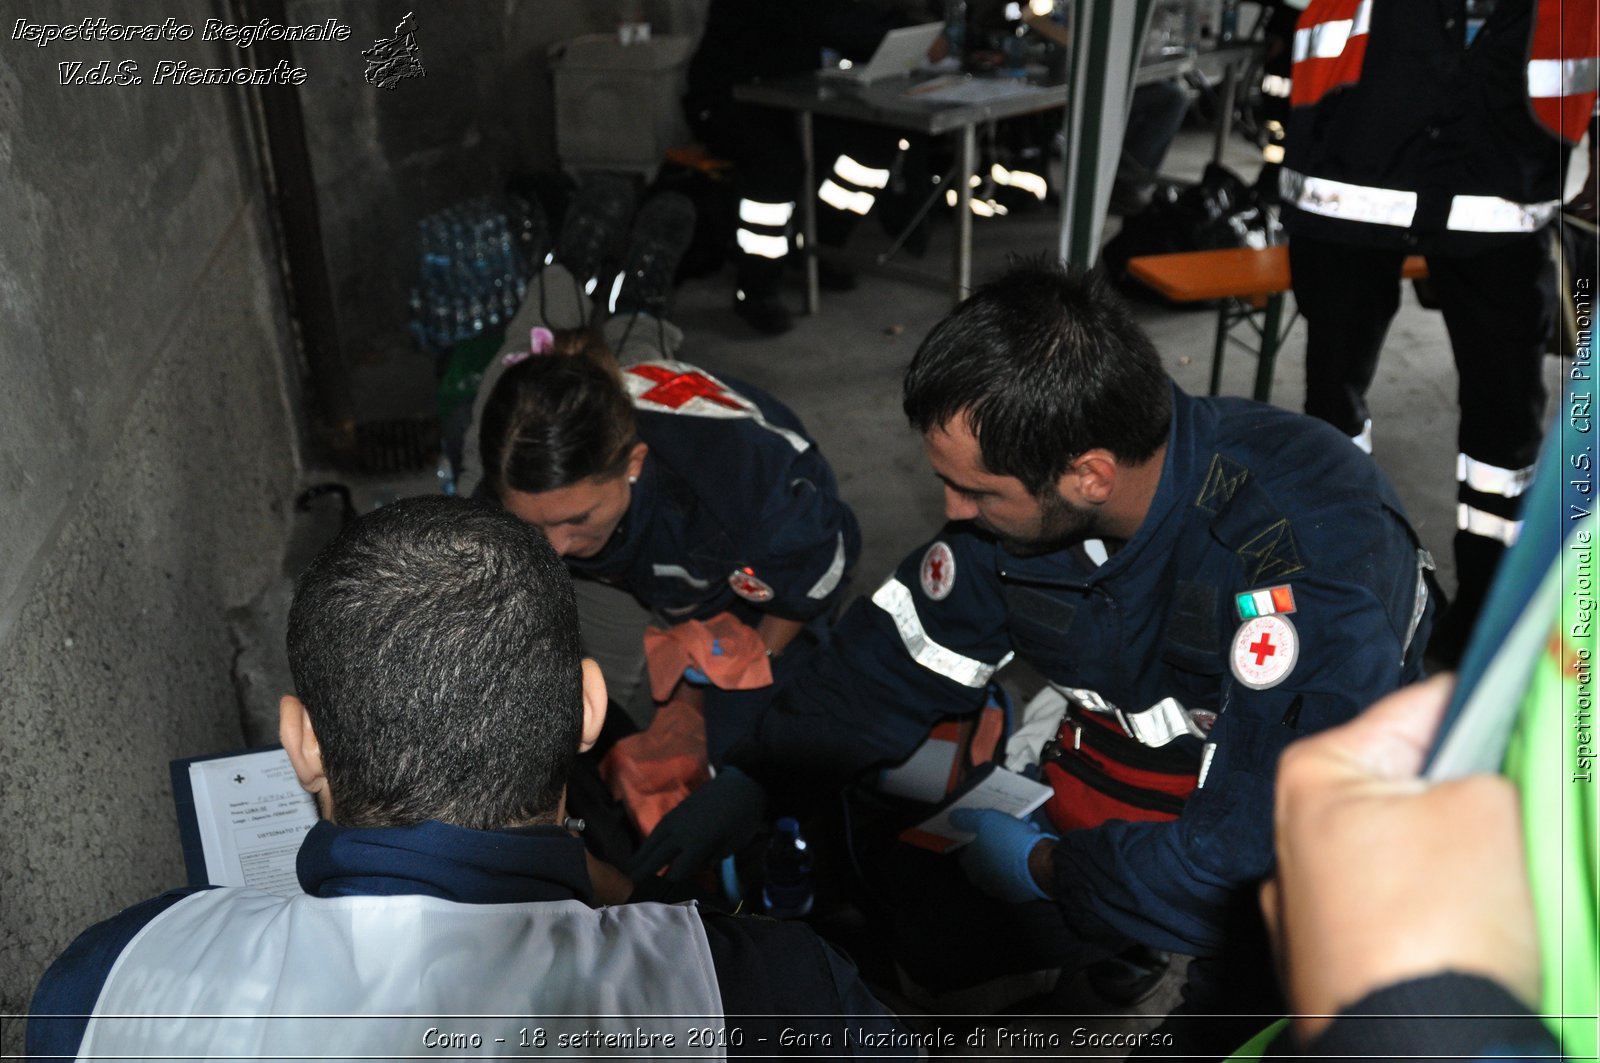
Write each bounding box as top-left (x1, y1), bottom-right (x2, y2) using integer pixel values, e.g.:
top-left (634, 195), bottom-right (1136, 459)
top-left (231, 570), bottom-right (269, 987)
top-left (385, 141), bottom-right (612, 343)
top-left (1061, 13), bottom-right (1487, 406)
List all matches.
top-left (1127, 245), bottom-right (1428, 403)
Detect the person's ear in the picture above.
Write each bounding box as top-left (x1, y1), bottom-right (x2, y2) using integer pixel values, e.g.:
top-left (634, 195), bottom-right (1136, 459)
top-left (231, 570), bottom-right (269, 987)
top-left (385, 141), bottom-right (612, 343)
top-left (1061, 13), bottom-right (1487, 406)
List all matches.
top-left (279, 694), bottom-right (333, 818)
top-left (625, 442), bottom-right (649, 483)
top-left (1061, 449), bottom-right (1118, 505)
top-left (578, 659), bottom-right (609, 753)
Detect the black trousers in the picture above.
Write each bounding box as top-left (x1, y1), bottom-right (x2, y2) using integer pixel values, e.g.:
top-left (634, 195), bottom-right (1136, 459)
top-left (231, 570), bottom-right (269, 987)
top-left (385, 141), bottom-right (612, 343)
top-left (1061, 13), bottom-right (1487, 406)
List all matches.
top-left (694, 101), bottom-right (899, 297)
top-left (1290, 231), bottom-right (1555, 612)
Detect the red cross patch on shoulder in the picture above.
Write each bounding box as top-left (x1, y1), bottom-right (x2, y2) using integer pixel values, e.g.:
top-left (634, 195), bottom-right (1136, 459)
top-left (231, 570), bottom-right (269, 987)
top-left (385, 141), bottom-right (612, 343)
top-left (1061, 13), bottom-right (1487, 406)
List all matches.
top-left (620, 360), bottom-right (812, 453)
top-left (1229, 614), bottom-right (1299, 690)
top-left (920, 541), bottom-right (956, 601)
top-left (729, 567), bottom-right (774, 603)
top-left (628, 364), bottom-right (747, 411)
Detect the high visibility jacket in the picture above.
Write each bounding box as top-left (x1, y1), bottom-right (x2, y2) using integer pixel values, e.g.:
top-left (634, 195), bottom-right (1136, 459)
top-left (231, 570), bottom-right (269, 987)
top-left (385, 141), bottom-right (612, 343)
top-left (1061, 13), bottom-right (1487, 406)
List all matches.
top-left (27, 820), bottom-right (909, 1061)
top-left (1281, 0), bottom-right (1596, 251)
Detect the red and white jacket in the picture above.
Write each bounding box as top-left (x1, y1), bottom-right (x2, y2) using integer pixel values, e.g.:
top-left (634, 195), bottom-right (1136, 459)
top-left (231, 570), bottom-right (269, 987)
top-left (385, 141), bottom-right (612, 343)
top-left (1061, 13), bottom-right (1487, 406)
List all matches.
top-left (1281, 0), bottom-right (1596, 250)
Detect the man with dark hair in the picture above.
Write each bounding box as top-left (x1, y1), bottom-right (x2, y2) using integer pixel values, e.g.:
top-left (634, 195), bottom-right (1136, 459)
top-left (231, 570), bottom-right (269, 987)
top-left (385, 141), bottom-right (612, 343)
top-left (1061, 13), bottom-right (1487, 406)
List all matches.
top-left (635, 261), bottom-right (1435, 1032)
top-left (28, 496), bottom-right (906, 1061)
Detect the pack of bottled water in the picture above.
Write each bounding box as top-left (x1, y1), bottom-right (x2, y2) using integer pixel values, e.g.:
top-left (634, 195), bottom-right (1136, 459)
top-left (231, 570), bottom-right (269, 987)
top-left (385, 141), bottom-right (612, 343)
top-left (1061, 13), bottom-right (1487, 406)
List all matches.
top-left (409, 196), bottom-right (542, 351)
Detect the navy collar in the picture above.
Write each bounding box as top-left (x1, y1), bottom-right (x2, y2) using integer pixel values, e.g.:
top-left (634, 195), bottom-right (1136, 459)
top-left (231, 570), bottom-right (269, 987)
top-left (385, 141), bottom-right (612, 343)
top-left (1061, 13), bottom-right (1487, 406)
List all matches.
top-left (296, 819), bottom-right (593, 905)
top-left (1000, 383), bottom-right (1209, 587)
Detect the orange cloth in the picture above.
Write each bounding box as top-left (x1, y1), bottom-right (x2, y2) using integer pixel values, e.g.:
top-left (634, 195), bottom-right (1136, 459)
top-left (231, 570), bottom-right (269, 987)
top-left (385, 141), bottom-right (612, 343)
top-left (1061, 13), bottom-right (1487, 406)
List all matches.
top-left (599, 687), bottom-right (711, 838)
top-left (641, 612), bottom-right (773, 703)
top-left (601, 614), bottom-right (773, 837)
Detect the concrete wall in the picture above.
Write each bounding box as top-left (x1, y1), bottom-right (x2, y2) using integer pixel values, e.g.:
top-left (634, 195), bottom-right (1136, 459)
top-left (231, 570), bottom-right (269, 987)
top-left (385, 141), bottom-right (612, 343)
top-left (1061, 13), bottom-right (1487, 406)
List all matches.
top-left (0, 4), bottom-right (301, 1050)
top-left (287, 0), bottom-right (625, 370)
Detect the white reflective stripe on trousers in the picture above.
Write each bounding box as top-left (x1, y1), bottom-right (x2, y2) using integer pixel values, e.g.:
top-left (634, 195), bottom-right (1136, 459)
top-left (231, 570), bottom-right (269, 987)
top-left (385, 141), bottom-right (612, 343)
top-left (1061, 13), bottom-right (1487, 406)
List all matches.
top-left (818, 178), bottom-right (876, 215)
top-left (1457, 454), bottom-right (1537, 498)
top-left (832, 154), bottom-right (890, 190)
top-left (738, 199), bottom-right (794, 227)
top-left (1457, 504), bottom-right (1522, 546)
top-left (871, 577), bottom-right (1013, 688)
top-left (735, 228), bottom-right (789, 259)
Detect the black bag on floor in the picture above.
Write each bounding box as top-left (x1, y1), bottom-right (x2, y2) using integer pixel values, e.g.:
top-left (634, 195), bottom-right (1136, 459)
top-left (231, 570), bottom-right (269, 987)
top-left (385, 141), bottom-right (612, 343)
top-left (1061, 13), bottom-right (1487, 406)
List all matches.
top-left (1102, 162), bottom-right (1282, 304)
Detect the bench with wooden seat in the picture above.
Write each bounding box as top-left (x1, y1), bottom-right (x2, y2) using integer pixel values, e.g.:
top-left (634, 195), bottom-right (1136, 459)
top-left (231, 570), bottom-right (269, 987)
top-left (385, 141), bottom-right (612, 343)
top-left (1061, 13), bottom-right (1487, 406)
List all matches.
top-left (1126, 245), bottom-right (1428, 403)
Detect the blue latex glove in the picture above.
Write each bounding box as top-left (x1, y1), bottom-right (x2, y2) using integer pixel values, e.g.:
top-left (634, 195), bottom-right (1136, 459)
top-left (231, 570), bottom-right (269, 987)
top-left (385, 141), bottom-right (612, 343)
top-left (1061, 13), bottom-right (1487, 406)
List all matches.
top-left (948, 807), bottom-right (1056, 904)
top-left (626, 766), bottom-right (767, 883)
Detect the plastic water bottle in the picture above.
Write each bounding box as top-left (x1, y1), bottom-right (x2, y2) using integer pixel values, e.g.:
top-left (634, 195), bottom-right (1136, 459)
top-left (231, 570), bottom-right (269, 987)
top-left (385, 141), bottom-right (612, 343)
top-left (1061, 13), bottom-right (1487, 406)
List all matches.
top-left (761, 817), bottom-right (814, 919)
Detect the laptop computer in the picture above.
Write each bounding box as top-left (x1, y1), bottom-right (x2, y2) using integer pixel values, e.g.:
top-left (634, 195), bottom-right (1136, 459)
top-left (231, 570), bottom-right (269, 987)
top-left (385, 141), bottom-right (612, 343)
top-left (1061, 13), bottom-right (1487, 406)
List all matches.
top-left (818, 22), bottom-right (945, 85)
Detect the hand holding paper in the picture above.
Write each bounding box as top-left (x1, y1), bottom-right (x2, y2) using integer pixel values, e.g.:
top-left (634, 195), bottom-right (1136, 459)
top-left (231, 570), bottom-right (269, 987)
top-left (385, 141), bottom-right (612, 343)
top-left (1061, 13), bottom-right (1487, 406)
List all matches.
top-left (948, 807), bottom-right (1056, 904)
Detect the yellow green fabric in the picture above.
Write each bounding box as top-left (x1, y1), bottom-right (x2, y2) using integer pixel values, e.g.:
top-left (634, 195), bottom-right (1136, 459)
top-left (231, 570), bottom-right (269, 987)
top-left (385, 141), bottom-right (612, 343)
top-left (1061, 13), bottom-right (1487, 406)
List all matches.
top-left (1226, 1017), bottom-right (1288, 1059)
top-left (1502, 522), bottom-right (1599, 1060)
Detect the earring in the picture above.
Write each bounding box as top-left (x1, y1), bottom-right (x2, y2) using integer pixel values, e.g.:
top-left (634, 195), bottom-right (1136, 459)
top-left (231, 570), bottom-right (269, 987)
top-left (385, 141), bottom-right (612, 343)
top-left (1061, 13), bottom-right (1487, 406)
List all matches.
top-left (628, 475), bottom-right (638, 485)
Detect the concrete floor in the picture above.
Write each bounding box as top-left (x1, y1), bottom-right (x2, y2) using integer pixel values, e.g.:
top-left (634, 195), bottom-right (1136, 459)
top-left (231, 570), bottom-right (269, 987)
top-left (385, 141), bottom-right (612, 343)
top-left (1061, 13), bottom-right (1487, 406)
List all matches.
top-left (649, 125), bottom-right (1563, 608)
top-left (309, 121), bottom-right (1567, 1054)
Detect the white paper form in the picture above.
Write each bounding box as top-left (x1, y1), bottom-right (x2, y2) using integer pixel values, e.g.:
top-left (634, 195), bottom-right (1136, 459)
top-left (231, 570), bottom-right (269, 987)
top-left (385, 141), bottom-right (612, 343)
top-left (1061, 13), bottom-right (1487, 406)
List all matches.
top-left (901, 765), bottom-right (1054, 852)
top-left (188, 749), bottom-right (318, 896)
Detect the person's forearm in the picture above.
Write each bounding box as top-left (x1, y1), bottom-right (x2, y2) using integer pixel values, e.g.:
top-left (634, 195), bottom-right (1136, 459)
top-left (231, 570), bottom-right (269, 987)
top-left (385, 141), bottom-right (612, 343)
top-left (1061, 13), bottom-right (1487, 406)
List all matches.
top-left (756, 614), bottom-right (805, 656)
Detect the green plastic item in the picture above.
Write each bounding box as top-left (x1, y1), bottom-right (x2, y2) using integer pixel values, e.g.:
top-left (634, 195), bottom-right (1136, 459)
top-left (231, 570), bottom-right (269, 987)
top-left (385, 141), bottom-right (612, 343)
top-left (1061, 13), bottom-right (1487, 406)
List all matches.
top-left (1225, 1017), bottom-right (1288, 1059)
top-left (436, 329), bottom-right (506, 425)
top-left (1225, 518), bottom-right (1599, 1062)
top-left (1502, 523), bottom-right (1599, 1060)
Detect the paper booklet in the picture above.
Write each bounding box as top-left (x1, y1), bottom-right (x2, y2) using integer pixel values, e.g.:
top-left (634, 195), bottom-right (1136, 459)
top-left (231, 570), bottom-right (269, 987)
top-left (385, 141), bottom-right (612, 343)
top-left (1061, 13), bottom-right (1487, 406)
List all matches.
top-left (899, 762), bottom-right (1055, 853)
top-left (171, 746), bottom-right (318, 896)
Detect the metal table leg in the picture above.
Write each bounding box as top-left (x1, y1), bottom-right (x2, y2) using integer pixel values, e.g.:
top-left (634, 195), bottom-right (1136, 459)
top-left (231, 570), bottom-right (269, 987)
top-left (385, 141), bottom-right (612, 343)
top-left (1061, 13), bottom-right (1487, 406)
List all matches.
top-left (1253, 293), bottom-right (1284, 403)
top-left (1212, 59), bottom-right (1240, 163)
top-left (799, 109), bottom-right (819, 315)
top-left (954, 123), bottom-right (975, 303)
top-left (1210, 302), bottom-right (1232, 396)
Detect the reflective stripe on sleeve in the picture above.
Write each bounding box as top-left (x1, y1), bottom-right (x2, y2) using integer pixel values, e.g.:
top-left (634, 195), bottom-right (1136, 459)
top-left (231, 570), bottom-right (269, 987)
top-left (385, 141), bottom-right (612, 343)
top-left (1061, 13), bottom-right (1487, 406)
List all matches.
top-left (1456, 454), bottom-right (1537, 498)
top-left (652, 563), bottom-right (713, 589)
top-left (736, 228), bottom-right (789, 259)
top-left (832, 154), bottom-right (890, 190)
top-left (1457, 504), bottom-right (1522, 546)
top-left (738, 199), bottom-right (795, 226)
top-left (805, 533), bottom-right (848, 600)
top-left (1445, 194), bottom-right (1561, 233)
top-left (1528, 57), bottom-right (1600, 98)
top-left (818, 178), bottom-right (876, 215)
top-left (871, 577), bottom-right (1014, 688)
top-left (1402, 549), bottom-right (1435, 657)
top-left (1279, 168), bottom-right (1416, 227)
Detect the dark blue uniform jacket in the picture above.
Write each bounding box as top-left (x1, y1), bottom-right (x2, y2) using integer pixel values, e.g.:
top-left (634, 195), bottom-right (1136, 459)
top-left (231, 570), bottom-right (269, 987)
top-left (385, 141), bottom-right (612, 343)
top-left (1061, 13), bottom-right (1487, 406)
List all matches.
top-left (727, 387), bottom-right (1434, 956)
top-left (567, 367), bottom-right (861, 626)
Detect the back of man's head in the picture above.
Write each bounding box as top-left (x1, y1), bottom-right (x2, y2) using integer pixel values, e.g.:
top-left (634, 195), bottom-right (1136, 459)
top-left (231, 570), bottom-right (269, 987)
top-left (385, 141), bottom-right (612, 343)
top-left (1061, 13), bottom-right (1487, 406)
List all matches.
top-left (903, 259), bottom-right (1172, 495)
top-left (285, 495), bottom-right (581, 830)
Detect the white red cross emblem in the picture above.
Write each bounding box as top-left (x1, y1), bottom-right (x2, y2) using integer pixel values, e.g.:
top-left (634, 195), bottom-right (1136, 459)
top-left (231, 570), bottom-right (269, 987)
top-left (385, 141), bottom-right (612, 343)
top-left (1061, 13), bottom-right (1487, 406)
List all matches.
top-left (728, 567), bottom-right (774, 603)
top-left (628, 365), bottom-right (746, 411)
top-left (920, 541), bottom-right (956, 601)
top-left (1229, 614), bottom-right (1299, 690)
